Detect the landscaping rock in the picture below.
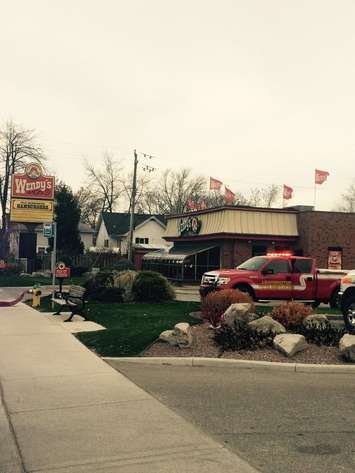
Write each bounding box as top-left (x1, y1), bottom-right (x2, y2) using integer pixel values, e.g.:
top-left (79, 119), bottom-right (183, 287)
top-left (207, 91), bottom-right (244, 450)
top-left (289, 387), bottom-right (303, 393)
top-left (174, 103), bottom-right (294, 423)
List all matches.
top-left (31, 270), bottom-right (51, 278)
top-left (339, 334), bottom-right (355, 362)
top-left (159, 330), bottom-right (177, 345)
top-left (189, 311), bottom-right (203, 320)
top-left (159, 323), bottom-right (193, 348)
top-left (303, 314), bottom-right (330, 329)
top-left (222, 303), bottom-right (256, 327)
top-left (274, 334), bottom-right (308, 357)
top-left (248, 316), bottom-right (286, 335)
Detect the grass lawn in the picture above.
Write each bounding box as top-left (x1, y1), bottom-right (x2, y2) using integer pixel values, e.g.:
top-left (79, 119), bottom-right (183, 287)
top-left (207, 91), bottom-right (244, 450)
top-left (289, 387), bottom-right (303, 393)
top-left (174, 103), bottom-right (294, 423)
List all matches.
top-left (27, 296), bottom-right (341, 358)
top-left (0, 275), bottom-right (84, 287)
top-left (28, 296), bottom-right (201, 357)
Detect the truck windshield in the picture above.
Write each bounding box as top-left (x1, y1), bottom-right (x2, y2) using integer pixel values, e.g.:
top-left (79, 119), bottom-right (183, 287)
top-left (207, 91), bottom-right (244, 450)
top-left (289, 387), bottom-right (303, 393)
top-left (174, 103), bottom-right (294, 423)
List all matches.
top-left (237, 257), bottom-right (268, 271)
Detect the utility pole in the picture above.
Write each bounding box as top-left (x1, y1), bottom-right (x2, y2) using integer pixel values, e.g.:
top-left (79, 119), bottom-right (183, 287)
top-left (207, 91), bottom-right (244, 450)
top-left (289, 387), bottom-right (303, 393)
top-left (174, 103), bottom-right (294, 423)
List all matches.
top-left (128, 149), bottom-right (138, 262)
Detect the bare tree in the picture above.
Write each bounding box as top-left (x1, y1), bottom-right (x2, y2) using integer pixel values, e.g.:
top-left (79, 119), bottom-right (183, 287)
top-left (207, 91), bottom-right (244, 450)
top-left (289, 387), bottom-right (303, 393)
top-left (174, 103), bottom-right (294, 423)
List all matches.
top-left (123, 173), bottom-right (153, 213)
top-left (75, 187), bottom-right (104, 228)
top-left (0, 121), bottom-right (46, 257)
top-left (337, 181), bottom-right (355, 212)
top-left (203, 190), bottom-right (248, 208)
top-left (137, 170), bottom-right (280, 214)
top-left (85, 153), bottom-right (124, 214)
top-left (136, 188), bottom-right (161, 214)
top-left (247, 184), bottom-right (280, 207)
top-left (143, 169), bottom-right (206, 214)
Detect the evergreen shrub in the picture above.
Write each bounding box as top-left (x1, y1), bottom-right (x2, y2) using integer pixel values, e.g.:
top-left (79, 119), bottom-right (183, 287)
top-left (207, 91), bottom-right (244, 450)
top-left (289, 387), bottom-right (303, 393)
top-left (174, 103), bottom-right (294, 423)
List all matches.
top-left (132, 271), bottom-right (175, 302)
top-left (91, 287), bottom-right (124, 303)
top-left (84, 271), bottom-right (115, 301)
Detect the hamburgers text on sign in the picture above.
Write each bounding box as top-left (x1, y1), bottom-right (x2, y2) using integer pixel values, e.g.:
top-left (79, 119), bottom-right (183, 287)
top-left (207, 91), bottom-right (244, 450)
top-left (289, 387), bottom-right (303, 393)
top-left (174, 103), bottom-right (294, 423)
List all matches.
top-left (10, 199), bottom-right (54, 223)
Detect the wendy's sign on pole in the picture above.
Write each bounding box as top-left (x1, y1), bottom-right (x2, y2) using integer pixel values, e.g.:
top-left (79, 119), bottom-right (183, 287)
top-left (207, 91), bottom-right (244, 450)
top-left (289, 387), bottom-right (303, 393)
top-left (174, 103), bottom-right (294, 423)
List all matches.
top-left (10, 163), bottom-right (55, 223)
top-left (11, 163), bottom-right (55, 200)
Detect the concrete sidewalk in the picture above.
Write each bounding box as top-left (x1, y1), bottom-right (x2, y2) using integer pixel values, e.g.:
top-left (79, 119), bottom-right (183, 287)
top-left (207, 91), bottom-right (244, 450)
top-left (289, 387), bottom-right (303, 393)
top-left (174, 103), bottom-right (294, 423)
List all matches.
top-left (0, 303), bottom-right (258, 473)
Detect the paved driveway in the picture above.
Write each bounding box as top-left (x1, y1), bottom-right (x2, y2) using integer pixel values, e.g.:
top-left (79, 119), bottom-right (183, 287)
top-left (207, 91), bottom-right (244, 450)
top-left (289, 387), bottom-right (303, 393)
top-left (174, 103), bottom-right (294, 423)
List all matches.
top-left (115, 363), bottom-right (355, 473)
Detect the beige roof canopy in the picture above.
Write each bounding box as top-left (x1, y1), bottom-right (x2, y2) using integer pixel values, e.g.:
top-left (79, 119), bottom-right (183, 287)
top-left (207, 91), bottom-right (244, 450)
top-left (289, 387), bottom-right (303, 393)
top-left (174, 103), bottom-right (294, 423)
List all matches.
top-left (165, 208), bottom-right (298, 238)
top-left (143, 245), bottom-right (217, 262)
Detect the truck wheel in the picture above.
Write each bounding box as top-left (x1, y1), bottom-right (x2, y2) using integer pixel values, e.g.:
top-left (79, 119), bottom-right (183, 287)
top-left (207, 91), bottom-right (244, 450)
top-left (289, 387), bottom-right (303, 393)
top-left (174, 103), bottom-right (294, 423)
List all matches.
top-left (234, 284), bottom-right (255, 301)
top-left (329, 289), bottom-right (339, 309)
top-left (342, 298), bottom-right (355, 333)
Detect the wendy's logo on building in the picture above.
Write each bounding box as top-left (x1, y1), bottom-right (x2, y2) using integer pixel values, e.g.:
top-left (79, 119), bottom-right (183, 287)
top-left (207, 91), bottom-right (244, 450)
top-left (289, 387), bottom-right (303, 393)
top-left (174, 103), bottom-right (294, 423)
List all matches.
top-left (25, 163), bottom-right (43, 179)
top-left (179, 216), bottom-right (202, 235)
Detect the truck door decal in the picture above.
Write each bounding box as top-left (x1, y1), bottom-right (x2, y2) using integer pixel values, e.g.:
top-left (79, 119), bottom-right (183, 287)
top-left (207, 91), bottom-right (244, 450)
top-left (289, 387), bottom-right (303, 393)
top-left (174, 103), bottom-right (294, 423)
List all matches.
top-left (292, 273), bottom-right (313, 291)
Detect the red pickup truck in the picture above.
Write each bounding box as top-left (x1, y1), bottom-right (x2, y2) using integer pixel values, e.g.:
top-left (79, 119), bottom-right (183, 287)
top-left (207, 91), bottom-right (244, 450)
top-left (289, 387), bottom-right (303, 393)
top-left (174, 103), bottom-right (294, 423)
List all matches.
top-left (200, 253), bottom-right (348, 308)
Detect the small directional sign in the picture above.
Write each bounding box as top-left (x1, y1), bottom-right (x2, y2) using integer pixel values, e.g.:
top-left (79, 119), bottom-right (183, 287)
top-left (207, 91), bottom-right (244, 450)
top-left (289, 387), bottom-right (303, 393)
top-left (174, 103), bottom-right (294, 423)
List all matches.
top-left (55, 262), bottom-right (71, 279)
top-left (43, 223), bottom-right (54, 238)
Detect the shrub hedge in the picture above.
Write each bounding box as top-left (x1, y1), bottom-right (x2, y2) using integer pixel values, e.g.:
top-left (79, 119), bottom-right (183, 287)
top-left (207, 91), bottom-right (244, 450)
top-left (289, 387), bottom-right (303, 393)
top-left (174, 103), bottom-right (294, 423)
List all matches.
top-left (201, 289), bottom-right (255, 327)
top-left (270, 301), bottom-right (313, 330)
top-left (214, 319), bottom-right (274, 351)
top-left (132, 271), bottom-right (175, 302)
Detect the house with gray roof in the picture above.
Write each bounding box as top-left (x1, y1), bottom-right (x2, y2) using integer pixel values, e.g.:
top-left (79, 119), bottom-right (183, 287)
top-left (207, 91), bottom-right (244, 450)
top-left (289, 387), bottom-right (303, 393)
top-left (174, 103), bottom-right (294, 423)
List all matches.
top-left (95, 212), bottom-right (171, 255)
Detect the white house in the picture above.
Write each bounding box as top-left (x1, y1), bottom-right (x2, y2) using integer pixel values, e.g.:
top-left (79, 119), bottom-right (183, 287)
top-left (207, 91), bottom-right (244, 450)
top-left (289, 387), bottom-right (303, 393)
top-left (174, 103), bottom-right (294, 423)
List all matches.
top-left (95, 212), bottom-right (171, 254)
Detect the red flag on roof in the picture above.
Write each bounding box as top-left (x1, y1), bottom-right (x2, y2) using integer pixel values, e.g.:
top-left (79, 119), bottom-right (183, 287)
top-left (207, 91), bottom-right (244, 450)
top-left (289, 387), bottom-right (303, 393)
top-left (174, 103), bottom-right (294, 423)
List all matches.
top-left (283, 185), bottom-right (293, 200)
top-left (209, 177), bottom-right (223, 191)
top-left (186, 199), bottom-right (197, 211)
top-left (315, 169), bottom-right (329, 185)
top-left (225, 187), bottom-right (235, 204)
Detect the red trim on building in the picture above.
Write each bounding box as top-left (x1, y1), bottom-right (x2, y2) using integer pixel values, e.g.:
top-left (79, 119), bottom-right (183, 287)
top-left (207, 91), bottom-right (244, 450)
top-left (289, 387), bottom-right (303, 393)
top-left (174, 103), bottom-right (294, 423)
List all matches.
top-left (169, 205), bottom-right (298, 219)
top-left (164, 233), bottom-right (297, 242)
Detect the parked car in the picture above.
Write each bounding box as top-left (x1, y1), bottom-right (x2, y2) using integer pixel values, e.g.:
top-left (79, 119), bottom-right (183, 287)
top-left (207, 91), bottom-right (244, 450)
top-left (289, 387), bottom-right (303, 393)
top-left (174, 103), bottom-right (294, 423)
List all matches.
top-left (200, 253), bottom-right (347, 308)
top-left (338, 270), bottom-right (355, 332)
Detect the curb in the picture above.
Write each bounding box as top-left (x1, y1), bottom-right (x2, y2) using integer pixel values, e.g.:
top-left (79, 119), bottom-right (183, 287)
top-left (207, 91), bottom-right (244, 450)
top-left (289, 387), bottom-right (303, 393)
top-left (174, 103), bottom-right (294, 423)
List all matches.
top-left (103, 356), bottom-right (355, 374)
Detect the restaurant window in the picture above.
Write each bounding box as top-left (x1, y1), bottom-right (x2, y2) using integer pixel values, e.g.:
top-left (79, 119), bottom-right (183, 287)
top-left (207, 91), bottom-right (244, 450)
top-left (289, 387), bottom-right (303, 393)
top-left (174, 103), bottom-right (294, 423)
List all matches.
top-left (252, 244), bottom-right (267, 257)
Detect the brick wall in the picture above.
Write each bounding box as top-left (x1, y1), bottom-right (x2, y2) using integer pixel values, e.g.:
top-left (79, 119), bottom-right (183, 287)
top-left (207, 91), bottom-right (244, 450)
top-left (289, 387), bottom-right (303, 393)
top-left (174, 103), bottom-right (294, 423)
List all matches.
top-left (233, 241), bottom-right (252, 267)
top-left (297, 211), bottom-right (355, 269)
top-left (221, 240), bottom-right (234, 268)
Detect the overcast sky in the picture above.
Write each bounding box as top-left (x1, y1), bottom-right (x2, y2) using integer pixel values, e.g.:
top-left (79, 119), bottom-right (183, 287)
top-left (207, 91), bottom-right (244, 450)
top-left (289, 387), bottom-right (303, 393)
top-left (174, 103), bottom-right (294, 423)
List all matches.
top-left (1, 0), bottom-right (354, 210)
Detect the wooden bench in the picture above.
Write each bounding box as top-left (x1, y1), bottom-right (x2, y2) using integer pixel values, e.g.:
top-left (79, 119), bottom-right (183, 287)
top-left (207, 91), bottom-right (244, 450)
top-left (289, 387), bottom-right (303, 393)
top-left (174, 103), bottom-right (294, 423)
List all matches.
top-left (52, 286), bottom-right (88, 322)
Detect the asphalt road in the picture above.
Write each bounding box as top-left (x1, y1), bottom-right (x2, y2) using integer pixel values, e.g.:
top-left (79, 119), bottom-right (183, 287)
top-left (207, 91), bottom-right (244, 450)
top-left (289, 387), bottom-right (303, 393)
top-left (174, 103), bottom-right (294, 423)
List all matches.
top-left (115, 363), bottom-right (355, 473)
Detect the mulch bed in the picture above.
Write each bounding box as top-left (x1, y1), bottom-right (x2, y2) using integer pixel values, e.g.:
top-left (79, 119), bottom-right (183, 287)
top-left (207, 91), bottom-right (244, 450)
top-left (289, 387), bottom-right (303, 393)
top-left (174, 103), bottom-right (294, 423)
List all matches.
top-left (143, 323), bottom-right (349, 365)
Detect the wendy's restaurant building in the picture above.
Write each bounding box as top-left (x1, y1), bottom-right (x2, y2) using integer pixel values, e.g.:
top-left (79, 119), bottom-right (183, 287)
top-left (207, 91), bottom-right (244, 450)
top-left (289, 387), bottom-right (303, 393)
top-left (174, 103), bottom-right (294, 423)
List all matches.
top-left (142, 205), bottom-right (355, 282)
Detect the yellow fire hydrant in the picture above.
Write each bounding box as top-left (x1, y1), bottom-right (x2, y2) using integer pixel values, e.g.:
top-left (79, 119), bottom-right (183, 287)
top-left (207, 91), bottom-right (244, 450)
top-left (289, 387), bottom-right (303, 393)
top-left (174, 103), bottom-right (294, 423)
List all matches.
top-left (31, 284), bottom-right (42, 308)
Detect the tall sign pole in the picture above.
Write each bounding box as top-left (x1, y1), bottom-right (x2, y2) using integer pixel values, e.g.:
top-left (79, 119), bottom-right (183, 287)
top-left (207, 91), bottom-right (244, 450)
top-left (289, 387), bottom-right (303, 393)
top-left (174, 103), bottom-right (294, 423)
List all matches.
top-left (51, 222), bottom-right (57, 310)
top-left (10, 163), bottom-right (55, 277)
top-left (128, 150), bottom-right (138, 262)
